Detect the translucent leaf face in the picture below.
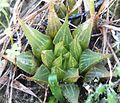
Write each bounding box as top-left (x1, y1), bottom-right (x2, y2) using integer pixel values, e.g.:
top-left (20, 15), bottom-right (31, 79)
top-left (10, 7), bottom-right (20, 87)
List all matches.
top-left (46, 0), bottom-right (62, 38)
top-left (41, 50), bottom-right (55, 68)
top-left (18, 19), bottom-right (52, 59)
top-left (69, 37), bottom-right (82, 61)
top-left (79, 49), bottom-right (111, 73)
top-left (16, 52), bottom-right (38, 75)
top-left (51, 66), bottom-right (65, 80)
top-left (73, 18), bottom-right (93, 50)
top-left (32, 64), bottom-right (50, 83)
top-left (52, 55), bottom-right (65, 80)
top-left (63, 68), bottom-right (79, 83)
top-left (48, 74), bottom-right (64, 102)
top-left (62, 84), bottom-right (80, 103)
top-left (84, 65), bottom-right (110, 82)
top-left (53, 15), bottom-right (73, 49)
top-left (54, 41), bottom-right (68, 57)
top-left (68, 53), bottom-right (78, 68)
top-left (63, 52), bottom-right (78, 70)
top-left (52, 55), bottom-right (62, 68)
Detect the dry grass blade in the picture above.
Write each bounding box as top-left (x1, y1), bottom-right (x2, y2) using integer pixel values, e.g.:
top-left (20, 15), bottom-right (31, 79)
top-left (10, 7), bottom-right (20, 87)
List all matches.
top-left (103, 25), bottom-right (120, 32)
top-left (0, 60), bottom-right (7, 76)
top-left (12, 80), bottom-right (43, 103)
top-left (69, 0), bottom-right (82, 14)
top-left (0, 76), bottom-right (8, 85)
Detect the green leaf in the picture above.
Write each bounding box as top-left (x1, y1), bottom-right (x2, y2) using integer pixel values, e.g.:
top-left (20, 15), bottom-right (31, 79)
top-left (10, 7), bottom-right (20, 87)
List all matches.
top-left (84, 65), bottom-right (110, 82)
top-left (32, 64), bottom-right (50, 83)
top-left (51, 66), bottom-right (65, 80)
top-left (52, 55), bottom-right (65, 79)
top-left (63, 52), bottom-right (78, 70)
top-left (48, 74), bottom-right (64, 102)
top-left (63, 68), bottom-right (79, 83)
top-left (62, 84), bottom-right (80, 103)
top-left (94, 84), bottom-right (106, 101)
top-left (53, 15), bottom-right (73, 49)
top-left (115, 66), bottom-right (120, 77)
top-left (41, 50), bottom-right (54, 68)
top-left (69, 37), bottom-right (82, 61)
top-left (52, 55), bottom-right (62, 68)
top-left (65, 0), bottom-right (76, 11)
top-left (18, 19), bottom-right (52, 59)
top-left (54, 41), bottom-right (68, 57)
top-left (68, 53), bottom-right (78, 68)
top-left (73, 18), bottom-right (93, 50)
top-left (63, 52), bottom-right (70, 70)
top-left (48, 96), bottom-right (56, 103)
top-left (0, 0), bottom-right (9, 8)
top-left (55, 3), bottom-right (67, 18)
top-left (16, 52), bottom-right (38, 75)
top-left (79, 49), bottom-right (111, 73)
top-left (86, 0), bottom-right (95, 16)
top-left (85, 94), bottom-right (94, 103)
top-left (107, 88), bottom-right (117, 103)
top-left (6, 43), bottom-right (20, 61)
top-left (46, 0), bottom-right (62, 38)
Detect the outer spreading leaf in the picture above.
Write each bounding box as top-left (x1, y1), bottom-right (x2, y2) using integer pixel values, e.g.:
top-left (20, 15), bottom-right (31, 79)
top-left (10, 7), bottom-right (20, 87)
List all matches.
top-left (62, 84), bottom-right (80, 103)
top-left (32, 64), bottom-right (50, 83)
top-left (63, 68), bottom-right (79, 83)
top-left (79, 49), bottom-right (111, 73)
top-left (107, 88), bottom-right (118, 103)
top-left (41, 50), bottom-right (54, 68)
top-left (53, 15), bottom-right (73, 48)
top-left (84, 65), bottom-right (110, 82)
top-left (73, 18), bottom-right (93, 50)
top-left (48, 74), bottom-right (64, 102)
top-left (18, 19), bottom-right (52, 59)
top-left (54, 41), bottom-right (68, 57)
top-left (46, 0), bottom-right (62, 38)
top-left (16, 52), bottom-right (38, 75)
top-left (69, 37), bottom-right (82, 61)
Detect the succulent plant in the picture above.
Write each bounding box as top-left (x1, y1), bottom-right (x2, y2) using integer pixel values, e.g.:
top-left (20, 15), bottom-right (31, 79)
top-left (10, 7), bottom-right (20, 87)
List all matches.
top-left (17, 1), bottom-right (111, 102)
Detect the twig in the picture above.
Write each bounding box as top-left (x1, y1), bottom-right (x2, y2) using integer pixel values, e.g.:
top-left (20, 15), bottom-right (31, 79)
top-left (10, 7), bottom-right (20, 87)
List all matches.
top-left (106, 48), bottom-right (113, 85)
top-left (23, 3), bottom-right (49, 22)
top-left (9, 67), bottom-right (16, 103)
top-left (43, 86), bottom-right (48, 103)
top-left (107, 41), bottom-right (120, 66)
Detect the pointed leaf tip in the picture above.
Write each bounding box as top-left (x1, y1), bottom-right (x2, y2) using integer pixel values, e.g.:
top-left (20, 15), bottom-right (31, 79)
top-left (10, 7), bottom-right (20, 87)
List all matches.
top-left (18, 19), bottom-right (52, 59)
top-left (53, 15), bottom-right (73, 48)
top-left (46, 0), bottom-right (62, 38)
